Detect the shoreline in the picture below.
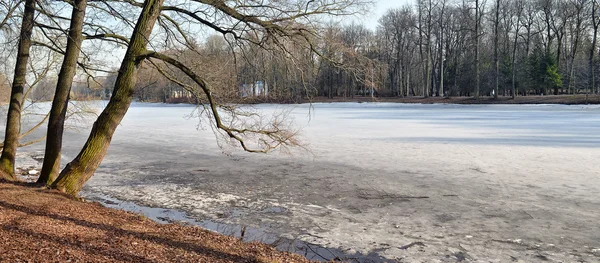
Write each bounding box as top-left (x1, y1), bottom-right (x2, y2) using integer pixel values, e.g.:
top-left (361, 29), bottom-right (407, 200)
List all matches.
top-left (159, 94), bottom-right (600, 105)
top-left (7, 94), bottom-right (600, 106)
top-left (0, 181), bottom-right (318, 263)
top-left (7, 156), bottom-right (381, 262)
top-left (83, 191), bottom-right (386, 262)
top-left (298, 94), bottom-right (600, 105)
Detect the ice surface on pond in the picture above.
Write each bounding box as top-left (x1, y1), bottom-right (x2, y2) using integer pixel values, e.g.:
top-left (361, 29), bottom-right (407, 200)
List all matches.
top-left (5, 102), bottom-right (600, 262)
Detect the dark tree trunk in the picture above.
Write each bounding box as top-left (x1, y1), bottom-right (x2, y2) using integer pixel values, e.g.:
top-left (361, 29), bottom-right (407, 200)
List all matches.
top-left (511, 10), bottom-right (521, 100)
top-left (556, 32), bottom-right (563, 95)
top-left (568, 16), bottom-right (582, 96)
top-left (591, 2), bottom-right (599, 94)
top-left (38, 0), bottom-right (88, 185)
top-left (493, 0), bottom-right (500, 99)
top-left (51, 0), bottom-right (165, 195)
top-left (474, 0), bottom-right (481, 100)
top-left (0, 0), bottom-right (35, 180)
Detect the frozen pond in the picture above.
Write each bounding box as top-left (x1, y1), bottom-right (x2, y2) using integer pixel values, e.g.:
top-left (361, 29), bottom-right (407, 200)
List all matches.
top-left (9, 102), bottom-right (600, 262)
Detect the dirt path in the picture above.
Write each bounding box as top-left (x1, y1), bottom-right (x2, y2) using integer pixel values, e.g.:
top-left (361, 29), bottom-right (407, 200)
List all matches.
top-left (0, 181), bottom-right (313, 263)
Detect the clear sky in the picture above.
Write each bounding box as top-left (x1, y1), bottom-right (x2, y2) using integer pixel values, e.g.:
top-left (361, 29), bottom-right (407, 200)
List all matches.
top-left (359, 0), bottom-right (412, 30)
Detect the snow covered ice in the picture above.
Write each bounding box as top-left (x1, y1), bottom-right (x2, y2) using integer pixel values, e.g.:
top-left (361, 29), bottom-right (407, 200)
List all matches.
top-left (8, 102), bottom-right (600, 262)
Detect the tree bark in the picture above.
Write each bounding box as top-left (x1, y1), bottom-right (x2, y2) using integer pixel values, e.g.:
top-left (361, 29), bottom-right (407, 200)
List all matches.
top-left (591, 1), bottom-right (599, 94)
top-left (38, 0), bottom-right (88, 185)
top-left (439, 31), bottom-right (444, 97)
top-left (418, 0), bottom-right (426, 97)
top-left (511, 3), bottom-right (522, 99)
top-left (425, 0), bottom-right (432, 98)
top-left (51, 0), bottom-right (165, 195)
top-left (494, 0), bottom-right (500, 99)
top-left (0, 0), bottom-right (35, 180)
top-left (474, 0), bottom-right (481, 100)
top-left (556, 32), bottom-right (564, 95)
top-left (568, 8), bottom-right (582, 96)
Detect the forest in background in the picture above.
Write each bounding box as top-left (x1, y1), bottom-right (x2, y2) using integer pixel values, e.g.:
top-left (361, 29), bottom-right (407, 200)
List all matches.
top-left (2, 0), bottom-right (598, 104)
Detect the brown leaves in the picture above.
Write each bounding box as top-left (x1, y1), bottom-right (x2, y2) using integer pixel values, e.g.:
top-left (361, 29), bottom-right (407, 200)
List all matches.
top-left (0, 182), bottom-right (314, 262)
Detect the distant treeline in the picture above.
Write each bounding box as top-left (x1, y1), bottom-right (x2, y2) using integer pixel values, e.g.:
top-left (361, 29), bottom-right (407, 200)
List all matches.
top-left (7, 0), bottom-right (599, 103)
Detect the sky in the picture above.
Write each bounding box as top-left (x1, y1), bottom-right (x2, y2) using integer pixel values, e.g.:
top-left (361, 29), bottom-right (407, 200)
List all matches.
top-left (359, 0), bottom-right (412, 30)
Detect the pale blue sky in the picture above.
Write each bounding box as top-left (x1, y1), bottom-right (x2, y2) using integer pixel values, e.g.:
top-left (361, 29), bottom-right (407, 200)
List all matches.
top-left (360, 0), bottom-right (412, 29)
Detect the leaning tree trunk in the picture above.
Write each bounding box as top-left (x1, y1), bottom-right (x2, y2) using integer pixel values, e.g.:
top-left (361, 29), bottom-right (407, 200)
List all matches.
top-left (51, 0), bottom-right (165, 195)
top-left (38, 0), bottom-right (88, 185)
top-left (0, 0), bottom-right (35, 180)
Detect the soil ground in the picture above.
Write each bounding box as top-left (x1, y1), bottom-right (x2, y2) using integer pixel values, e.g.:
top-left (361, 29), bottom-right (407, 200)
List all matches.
top-left (0, 181), bottom-right (313, 263)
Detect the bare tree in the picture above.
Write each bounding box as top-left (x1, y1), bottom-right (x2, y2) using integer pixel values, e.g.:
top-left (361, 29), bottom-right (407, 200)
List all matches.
top-left (417, 0), bottom-right (434, 97)
top-left (566, 0), bottom-right (586, 95)
top-left (474, 0), bottom-right (484, 99)
top-left (493, 0), bottom-right (501, 98)
top-left (510, 0), bottom-right (523, 99)
top-left (438, 0), bottom-right (447, 97)
top-left (0, 0), bottom-right (35, 180)
top-left (37, 0), bottom-right (88, 185)
top-left (590, 0), bottom-right (600, 94)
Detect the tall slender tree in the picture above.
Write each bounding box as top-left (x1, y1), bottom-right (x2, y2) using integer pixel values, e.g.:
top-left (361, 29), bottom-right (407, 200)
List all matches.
top-left (474, 0), bottom-right (481, 99)
top-left (590, 0), bottom-right (600, 94)
top-left (0, 0), bottom-right (35, 180)
top-left (511, 0), bottom-right (524, 99)
top-left (37, 0), bottom-right (88, 185)
top-left (493, 0), bottom-right (501, 98)
top-left (566, 0), bottom-right (585, 95)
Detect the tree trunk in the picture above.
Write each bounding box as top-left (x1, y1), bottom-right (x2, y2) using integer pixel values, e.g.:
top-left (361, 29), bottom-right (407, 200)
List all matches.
top-left (51, 0), bottom-right (165, 195)
top-left (438, 0), bottom-right (446, 97)
top-left (589, 15), bottom-right (598, 94)
top-left (406, 61), bottom-right (411, 96)
top-left (425, 46), bottom-right (431, 98)
top-left (474, 0), bottom-right (481, 100)
top-left (511, 13), bottom-right (521, 99)
top-left (493, 0), bottom-right (500, 99)
top-left (556, 33), bottom-right (563, 95)
top-left (425, 0), bottom-right (432, 98)
top-left (38, 0), bottom-right (88, 185)
top-left (439, 33), bottom-right (444, 97)
top-left (569, 25), bottom-right (581, 96)
top-left (0, 0), bottom-right (35, 180)
top-left (591, 2), bottom-right (599, 94)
